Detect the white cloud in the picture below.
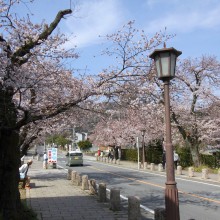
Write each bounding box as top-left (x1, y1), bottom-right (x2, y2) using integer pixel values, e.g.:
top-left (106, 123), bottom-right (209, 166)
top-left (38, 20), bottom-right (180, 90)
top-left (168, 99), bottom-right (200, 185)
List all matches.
top-left (145, 1), bottom-right (220, 34)
top-left (64, 0), bottom-right (124, 48)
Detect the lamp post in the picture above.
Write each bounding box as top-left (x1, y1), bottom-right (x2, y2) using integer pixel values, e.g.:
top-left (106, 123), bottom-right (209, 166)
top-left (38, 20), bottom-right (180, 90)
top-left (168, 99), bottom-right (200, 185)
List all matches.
top-left (150, 46), bottom-right (182, 220)
top-left (141, 129), bottom-right (146, 166)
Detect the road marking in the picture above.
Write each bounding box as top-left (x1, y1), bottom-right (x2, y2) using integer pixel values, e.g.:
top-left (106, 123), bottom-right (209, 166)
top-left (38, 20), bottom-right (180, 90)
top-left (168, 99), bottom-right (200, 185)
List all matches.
top-left (105, 188), bottom-right (154, 214)
top-left (57, 163), bottom-right (155, 214)
top-left (89, 165), bottom-right (220, 205)
top-left (90, 165), bottom-right (164, 189)
top-left (58, 160), bottom-right (220, 209)
top-left (86, 159), bottom-right (220, 188)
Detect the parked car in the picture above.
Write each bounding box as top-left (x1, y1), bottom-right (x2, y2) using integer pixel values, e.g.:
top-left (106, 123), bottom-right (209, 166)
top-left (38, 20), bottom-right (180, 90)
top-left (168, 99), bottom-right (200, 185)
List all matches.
top-left (66, 150), bottom-right (83, 166)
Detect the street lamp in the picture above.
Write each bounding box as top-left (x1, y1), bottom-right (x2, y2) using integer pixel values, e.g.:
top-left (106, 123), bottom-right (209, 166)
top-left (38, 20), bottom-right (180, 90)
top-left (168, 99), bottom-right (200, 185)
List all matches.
top-left (149, 46), bottom-right (182, 220)
top-left (141, 129), bottom-right (146, 166)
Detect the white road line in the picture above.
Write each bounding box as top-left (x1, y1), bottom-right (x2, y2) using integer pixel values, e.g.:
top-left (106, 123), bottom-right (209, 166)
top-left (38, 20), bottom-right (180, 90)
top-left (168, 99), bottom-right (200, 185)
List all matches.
top-left (86, 159), bottom-right (220, 188)
top-left (57, 163), bottom-right (155, 214)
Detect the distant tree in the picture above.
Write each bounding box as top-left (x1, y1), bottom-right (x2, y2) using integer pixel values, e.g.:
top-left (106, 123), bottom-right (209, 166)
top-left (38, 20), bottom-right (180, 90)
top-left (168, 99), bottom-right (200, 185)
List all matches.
top-left (46, 134), bottom-right (71, 147)
top-left (77, 140), bottom-right (92, 151)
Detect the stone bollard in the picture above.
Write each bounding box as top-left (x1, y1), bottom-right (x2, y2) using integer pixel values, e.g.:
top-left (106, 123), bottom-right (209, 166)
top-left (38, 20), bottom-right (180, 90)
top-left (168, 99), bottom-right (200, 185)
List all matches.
top-left (67, 169), bottom-right (72, 180)
top-left (76, 173), bottom-right (82, 186)
top-left (96, 155), bottom-right (98, 161)
top-left (82, 175), bottom-right (89, 190)
top-left (110, 188), bottom-right (121, 211)
top-left (117, 159), bottom-right (120, 165)
top-left (128, 196), bottom-right (140, 220)
top-left (188, 167), bottom-right (194, 177)
top-left (218, 169), bottom-right (220, 182)
top-left (201, 168), bottom-right (209, 179)
top-left (158, 163), bottom-right (163, 172)
top-left (177, 166), bottom-right (182, 175)
top-left (144, 162), bottom-right (147, 170)
top-left (89, 179), bottom-right (97, 195)
top-left (98, 183), bottom-right (107, 202)
top-left (154, 208), bottom-right (166, 220)
top-left (150, 163), bottom-right (155, 171)
top-left (104, 157), bottom-right (107, 163)
top-left (71, 171), bottom-right (77, 185)
top-left (37, 154), bottom-right (40, 161)
top-left (114, 159), bottom-right (117, 164)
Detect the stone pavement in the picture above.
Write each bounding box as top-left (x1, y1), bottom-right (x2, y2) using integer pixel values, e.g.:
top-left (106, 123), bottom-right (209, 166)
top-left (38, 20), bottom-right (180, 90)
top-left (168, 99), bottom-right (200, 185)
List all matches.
top-left (26, 157), bottom-right (153, 220)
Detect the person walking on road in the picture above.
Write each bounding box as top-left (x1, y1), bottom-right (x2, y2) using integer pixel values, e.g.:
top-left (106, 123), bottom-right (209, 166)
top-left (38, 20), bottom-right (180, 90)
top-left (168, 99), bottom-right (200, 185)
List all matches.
top-left (43, 151), bottom-right (48, 169)
top-left (162, 151), bottom-right (166, 170)
top-left (173, 150), bottom-right (179, 169)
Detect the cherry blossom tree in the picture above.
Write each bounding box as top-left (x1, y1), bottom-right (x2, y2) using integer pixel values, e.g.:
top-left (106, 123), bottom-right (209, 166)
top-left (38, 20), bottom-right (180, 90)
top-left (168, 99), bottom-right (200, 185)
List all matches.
top-left (170, 56), bottom-right (220, 166)
top-left (89, 30), bottom-right (220, 168)
top-left (0, 2), bottom-right (172, 218)
top-left (0, 1), bottom-right (78, 218)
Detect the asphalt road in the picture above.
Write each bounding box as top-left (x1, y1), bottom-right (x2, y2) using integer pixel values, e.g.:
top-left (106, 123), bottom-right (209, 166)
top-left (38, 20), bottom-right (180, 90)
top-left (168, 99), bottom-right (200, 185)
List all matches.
top-left (58, 153), bottom-right (220, 220)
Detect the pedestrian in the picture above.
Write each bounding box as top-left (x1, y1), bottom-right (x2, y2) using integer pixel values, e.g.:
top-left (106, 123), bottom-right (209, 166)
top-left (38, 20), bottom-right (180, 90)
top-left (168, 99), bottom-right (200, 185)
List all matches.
top-left (43, 151), bottom-right (48, 169)
top-left (107, 150), bottom-right (111, 159)
top-left (118, 147), bottom-right (121, 160)
top-left (173, 150), bottom-right (179, 169)
top-left (162, 151), bottom-right (166, 170)
top-left (110, 149), bottom-right (114, 161)
top-left (19, 159), bottom-right (33, 188)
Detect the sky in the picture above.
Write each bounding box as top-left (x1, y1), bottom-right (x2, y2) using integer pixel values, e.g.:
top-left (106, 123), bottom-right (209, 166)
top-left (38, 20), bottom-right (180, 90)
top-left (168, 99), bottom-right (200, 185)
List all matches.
top-left (13, 0), bottom-right (220, 75)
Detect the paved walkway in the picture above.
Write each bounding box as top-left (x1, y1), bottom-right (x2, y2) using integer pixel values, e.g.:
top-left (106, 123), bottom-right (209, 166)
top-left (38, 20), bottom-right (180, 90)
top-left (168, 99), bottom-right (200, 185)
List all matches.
top-left (26, 158), bottom-right (131, 220)
top-left (25, 153), bottom-right (219, 220)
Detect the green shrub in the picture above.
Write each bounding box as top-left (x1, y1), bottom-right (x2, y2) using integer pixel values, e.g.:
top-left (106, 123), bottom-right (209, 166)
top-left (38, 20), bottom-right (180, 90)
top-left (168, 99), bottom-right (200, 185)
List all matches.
top-left (146, 139), bottom-right (163, 164)
top-left (77, 140), bottom-right (92, 150)
top-left (176, 147), bottom-right (193, 168)
top-left (201, 154), bottom-right (217, 168)
top-left (121, 139), bottom-right (163, 163)
top-left (121, 149), bottom-right (138, 162)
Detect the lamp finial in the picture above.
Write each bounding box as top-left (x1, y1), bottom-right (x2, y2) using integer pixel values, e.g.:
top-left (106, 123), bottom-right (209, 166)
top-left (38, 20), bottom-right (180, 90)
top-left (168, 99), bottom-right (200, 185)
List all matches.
top-left (163, 42), bottom-right (166, 48)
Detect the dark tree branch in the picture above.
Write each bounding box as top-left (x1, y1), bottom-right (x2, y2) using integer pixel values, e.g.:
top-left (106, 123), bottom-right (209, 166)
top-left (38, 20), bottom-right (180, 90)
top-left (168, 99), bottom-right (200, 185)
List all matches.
top-left (11, 9), bottom-right (72, 65)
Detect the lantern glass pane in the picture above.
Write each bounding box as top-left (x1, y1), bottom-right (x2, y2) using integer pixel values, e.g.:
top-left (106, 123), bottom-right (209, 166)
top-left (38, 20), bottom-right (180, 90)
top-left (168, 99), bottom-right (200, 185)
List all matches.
top-left (170, 53), bottom-right (176, 77)
top-left (155, 56), bottom-right (161, 78)
top-left (160, 52), bottom-right (170, 77)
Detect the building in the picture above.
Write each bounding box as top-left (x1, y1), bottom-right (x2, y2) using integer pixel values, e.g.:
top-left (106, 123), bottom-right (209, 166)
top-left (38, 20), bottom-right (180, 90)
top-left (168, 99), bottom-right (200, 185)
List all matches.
top-left (75, 132), bottom-right (87, 143)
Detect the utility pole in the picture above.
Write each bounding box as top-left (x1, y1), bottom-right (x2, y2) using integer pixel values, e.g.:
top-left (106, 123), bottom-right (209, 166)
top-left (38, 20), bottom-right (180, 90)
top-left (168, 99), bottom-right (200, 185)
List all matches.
top-left (72, 127), bottom-right (76, 151)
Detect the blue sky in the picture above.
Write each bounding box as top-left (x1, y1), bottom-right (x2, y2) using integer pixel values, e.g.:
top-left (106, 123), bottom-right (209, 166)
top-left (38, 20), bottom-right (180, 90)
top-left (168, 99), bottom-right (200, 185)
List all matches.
top-left (14, 0), bottom-right (220, 74)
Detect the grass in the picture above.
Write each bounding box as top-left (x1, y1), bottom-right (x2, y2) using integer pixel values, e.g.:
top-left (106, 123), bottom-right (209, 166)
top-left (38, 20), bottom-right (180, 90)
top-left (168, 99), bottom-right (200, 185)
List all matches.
top-left (186, 165), bottom-right (220, 174)
top-left (19, 184), bottom-right (38, 220)
top-left (0, 186), bottom-right (38, 220)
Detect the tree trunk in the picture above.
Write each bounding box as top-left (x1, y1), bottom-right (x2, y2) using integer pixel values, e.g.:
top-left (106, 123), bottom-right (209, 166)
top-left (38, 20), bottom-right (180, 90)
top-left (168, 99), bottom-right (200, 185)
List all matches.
top-left (185, 138), bottom-right (201, 167)
top-left (0, 89), bottom-right (21, 219)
